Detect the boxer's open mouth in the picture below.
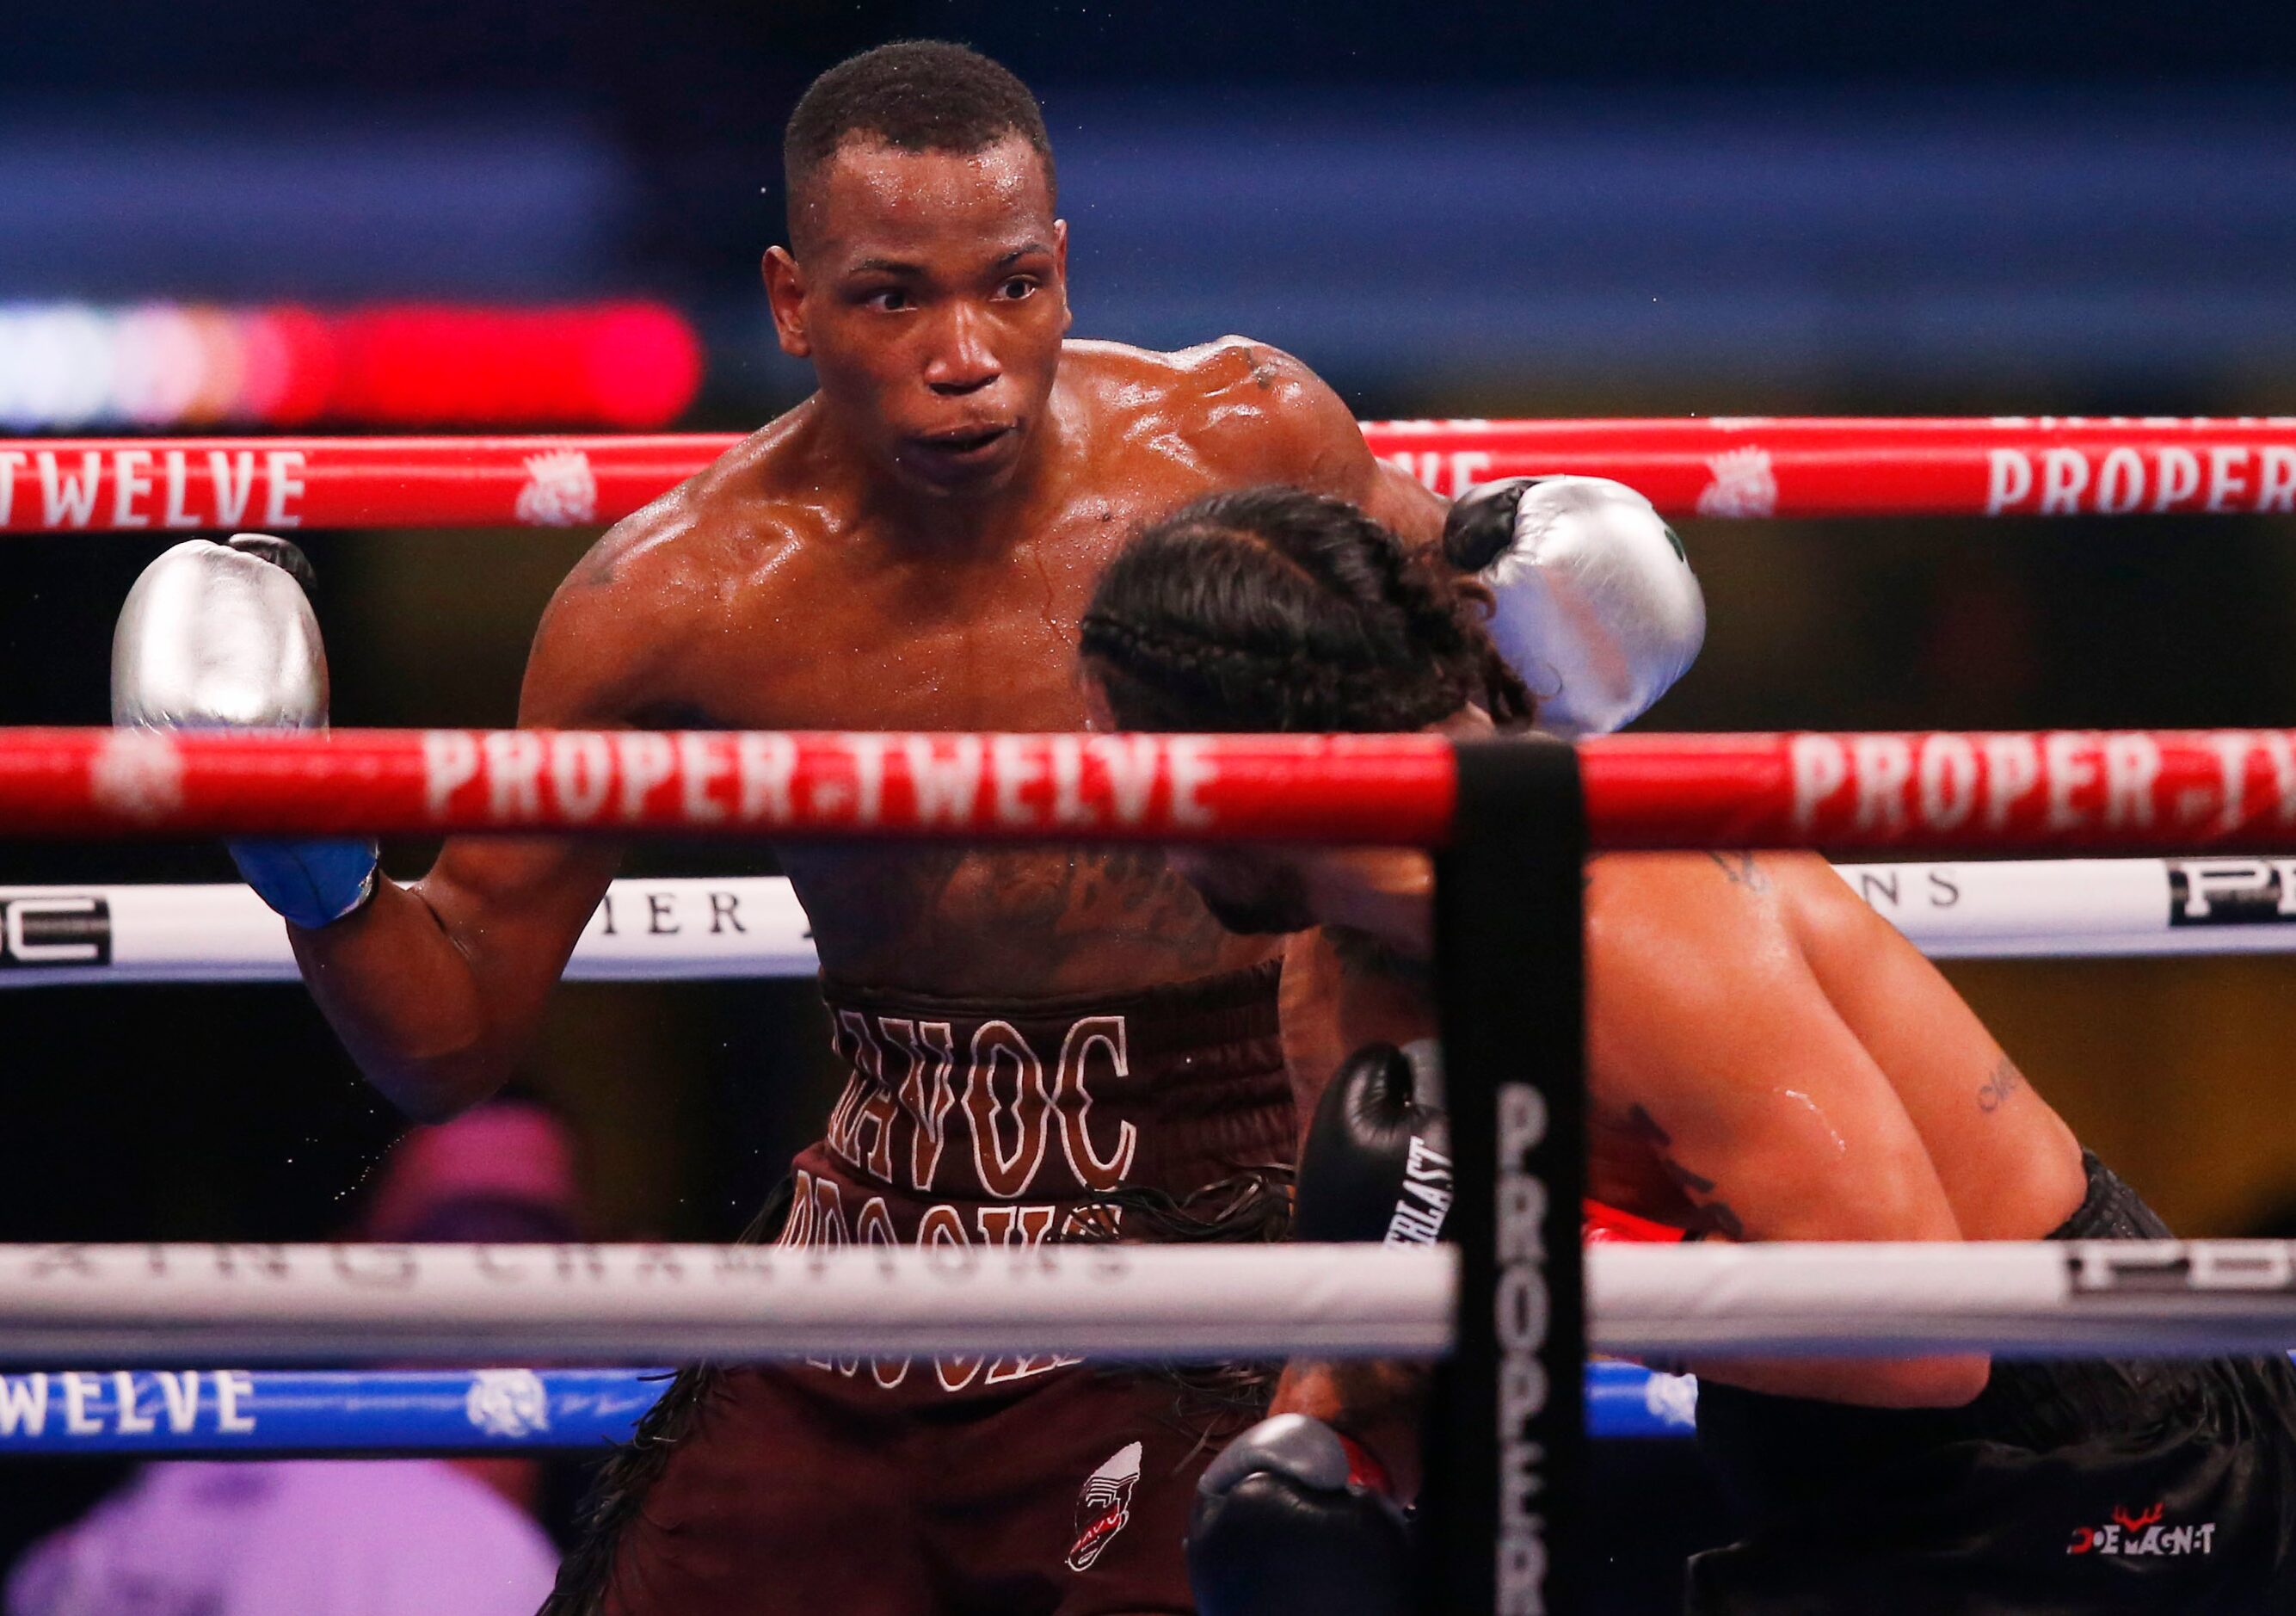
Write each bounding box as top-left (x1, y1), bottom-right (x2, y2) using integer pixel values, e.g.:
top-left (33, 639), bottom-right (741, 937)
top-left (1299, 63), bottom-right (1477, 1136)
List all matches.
top-left (911, 423), bottom-right (1015, 471)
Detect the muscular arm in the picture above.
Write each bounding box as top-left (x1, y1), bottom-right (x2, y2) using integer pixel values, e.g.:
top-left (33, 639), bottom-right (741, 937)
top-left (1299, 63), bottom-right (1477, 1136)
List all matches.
top-left (1589, 852), bottom-right (1991, 1407)
top-left (1277, 925), bottom-right (1436, 1138)
top-left (1362, 460), bottom-right (1449, 551)
top-left (1269, 925), bottom-right (1439, 1496)
top-left (288, 507), bottom-right (705, 1119)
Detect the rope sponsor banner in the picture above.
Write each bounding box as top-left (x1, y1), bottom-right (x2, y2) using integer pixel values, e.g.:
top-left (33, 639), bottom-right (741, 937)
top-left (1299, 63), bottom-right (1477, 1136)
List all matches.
top-left (0, 879), bottom-right (813, 984)
top-left (0, 1243), bottom-right (1453, 1365)
top-left (1601, 1239), bottom-right (2296, 1356)
top-left (0, 1240), bottom-right (2288, 1363)
top-left (0, 1367), bottom-right (659, 1455)
top-left (1371, 416), bottom-right (2296, 515)
top-left (30, 1350), bottom-right (2296, 1454)
top-left (0, 1363), bottom-right (1695, 1454)
top-left (0, 727), bottom-right (1456, 844)
top-left (8, 418), bottom-right (2296, 532)
top-left (23, 1346), bottom-right (2296, 1454)
top-left (1427, 739), bottom-right (1585, 1611)
top-left (6, 857), bottom-right (2294, 984)
top-left (13, 727), bottom-right (2296, 854)
top-left (1835, 854), bottom-right (2296, 958)
top-left (1591, 729), bottom-right (2296, 853)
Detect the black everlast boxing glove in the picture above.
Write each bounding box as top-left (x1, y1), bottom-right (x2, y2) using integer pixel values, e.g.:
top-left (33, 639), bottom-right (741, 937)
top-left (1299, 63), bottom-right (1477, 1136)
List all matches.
top-left (1186, 1413), bottom-right (1413, 1616)
top-left (1295, 1039), bottom-right (1452, 1247)
top-left (1185, 1044), bottom-right (1449, 1616)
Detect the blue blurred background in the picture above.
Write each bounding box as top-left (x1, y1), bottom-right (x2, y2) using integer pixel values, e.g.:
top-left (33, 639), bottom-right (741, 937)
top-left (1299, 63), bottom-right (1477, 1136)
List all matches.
top-left (9, 0), bottom-right (2296, 418)
top-left (8, 3), bottom-right (2296, 1605)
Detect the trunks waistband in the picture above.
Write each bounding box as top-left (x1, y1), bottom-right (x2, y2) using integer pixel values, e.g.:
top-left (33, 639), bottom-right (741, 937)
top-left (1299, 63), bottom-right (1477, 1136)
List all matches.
top-left (797, 958), bottom-right (1295, 1220)
top-left (818, 958), bottom-right (1286, 1070)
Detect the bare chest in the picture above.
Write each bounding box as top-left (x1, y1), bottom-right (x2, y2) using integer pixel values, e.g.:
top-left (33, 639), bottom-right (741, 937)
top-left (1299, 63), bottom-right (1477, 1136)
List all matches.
top-left (661, 484), bottom-right (1258, 996)
top-left (685, 500), bottom-right (1159, 734)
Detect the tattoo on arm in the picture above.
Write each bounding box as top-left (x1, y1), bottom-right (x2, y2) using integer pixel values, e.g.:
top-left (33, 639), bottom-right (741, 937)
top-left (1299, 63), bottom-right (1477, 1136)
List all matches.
top-left (1707, 851), bottom-right (1770, 892)
top-left (1976, 1054), bottom-right (2026, 1113)
top-left (1622, 1104), bottom-right (1749, 1240)
top-left (1666, 1167), bottom-right (1749, 1242)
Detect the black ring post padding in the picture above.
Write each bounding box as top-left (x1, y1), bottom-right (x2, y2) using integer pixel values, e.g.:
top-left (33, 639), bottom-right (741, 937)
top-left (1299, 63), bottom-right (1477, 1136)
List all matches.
top-left (1423, 736), bottom-right (1586, 1616)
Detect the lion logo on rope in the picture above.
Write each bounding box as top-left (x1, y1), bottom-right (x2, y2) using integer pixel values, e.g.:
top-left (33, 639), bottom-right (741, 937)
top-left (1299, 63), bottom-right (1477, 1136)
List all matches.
top-left (515, 450), bottom-right (599, 527)
top-left (465, 1368), bottom-right (551, 1439)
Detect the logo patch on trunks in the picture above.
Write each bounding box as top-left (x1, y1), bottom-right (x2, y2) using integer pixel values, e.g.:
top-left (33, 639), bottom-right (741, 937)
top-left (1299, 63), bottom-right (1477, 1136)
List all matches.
top-left (2066, 1500), bottom-right (2216, 1557)
top-left (1067, 1440), bottom-right (1142, 1571)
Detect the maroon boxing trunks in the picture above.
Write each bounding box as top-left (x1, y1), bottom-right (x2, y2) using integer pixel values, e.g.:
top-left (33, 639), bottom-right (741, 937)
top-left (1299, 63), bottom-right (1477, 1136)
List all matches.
top-left (545, 961), bottom-right (1294, 1615)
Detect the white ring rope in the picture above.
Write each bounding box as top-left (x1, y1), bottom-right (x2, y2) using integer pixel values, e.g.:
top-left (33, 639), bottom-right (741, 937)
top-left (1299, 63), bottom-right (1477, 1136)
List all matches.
top-left (2, 1242), bottom-right (2295, 1363)
top-left (1601, 1241), bottom-right (2296, 1356)
top-left (0, 878), bottom-right (816, 984)
top-left (1835, 854), bottom-right (2296, 958)
top-left (0, 1243), bottom-right (1450, 1364)
top-left (3, 856), bottom-right (2293, 984)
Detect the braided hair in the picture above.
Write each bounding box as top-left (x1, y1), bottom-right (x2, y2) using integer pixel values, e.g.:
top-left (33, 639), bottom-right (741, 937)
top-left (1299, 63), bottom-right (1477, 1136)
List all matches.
top-left (1080, 486), bottom-right (1532, 734)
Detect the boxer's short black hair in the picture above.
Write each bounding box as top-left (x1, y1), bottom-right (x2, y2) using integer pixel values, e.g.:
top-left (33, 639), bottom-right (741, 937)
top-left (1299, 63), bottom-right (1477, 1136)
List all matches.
top-left (784, 41), bottom-right (1054, 234)
top-left (1081, 486), bottom-right (1534, 734)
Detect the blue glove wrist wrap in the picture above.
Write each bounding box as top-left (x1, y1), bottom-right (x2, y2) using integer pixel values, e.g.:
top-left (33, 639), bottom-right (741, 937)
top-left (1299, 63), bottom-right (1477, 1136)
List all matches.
top-left (227, 837), bottom-right (380, 929)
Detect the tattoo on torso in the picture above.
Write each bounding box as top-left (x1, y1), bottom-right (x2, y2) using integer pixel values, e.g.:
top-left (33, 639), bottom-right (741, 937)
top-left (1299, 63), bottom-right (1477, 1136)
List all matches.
top-left (1707, 851), bottom-right (1770, 892)
top-left (1622, 1103), bottom-right (1748, 1240)
top-left (1976, 1054), bottom-right (2026, 1113)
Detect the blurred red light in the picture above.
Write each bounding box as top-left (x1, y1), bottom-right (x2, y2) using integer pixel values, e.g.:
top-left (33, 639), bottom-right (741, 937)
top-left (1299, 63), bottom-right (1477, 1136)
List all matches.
top-left (0, 299), bottom-right (702, 430)
top-left (584, 302), bottom-right (706, 430)
top-left (259, 306), bottom-right (342, 427)
top-left (330, 301), bottom-right (702, 428)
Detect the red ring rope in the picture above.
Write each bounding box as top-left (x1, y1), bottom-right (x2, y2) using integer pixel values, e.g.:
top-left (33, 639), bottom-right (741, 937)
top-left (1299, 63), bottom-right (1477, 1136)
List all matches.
top-left (5, 418), bottom-right (2295, 532)
top-left (7, 727), bottom-right (2296, 853)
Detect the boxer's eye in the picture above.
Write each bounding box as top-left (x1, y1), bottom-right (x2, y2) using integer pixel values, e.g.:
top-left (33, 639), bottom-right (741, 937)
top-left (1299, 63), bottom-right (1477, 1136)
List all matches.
top-left (998, 276), bottom-right (1038, 301)
top-left (859, 287), bottom-right (912, 311)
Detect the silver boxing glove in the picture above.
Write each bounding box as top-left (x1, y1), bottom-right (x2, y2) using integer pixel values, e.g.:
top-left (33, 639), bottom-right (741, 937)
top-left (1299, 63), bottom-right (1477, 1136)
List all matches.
top-left (114, 535), bottom-right (329, 729)
top-left (1442, 475), bottom-right (1705, 738)
top-left (113, 535), bottom-right (378, 928)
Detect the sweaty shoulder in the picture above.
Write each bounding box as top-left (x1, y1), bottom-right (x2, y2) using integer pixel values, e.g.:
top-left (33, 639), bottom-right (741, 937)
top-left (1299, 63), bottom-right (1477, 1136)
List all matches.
top-left (520, 412), bottom-right (824, 727)
top-left (1063, 336), bottom-right (1378, 502)
top-left (1584, 852), bottom-right (1798, 998)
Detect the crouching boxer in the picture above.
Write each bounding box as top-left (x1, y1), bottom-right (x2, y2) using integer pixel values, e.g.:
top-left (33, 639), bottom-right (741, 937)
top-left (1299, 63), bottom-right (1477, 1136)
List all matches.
top-left (1080, 484), bottom-right (2296, 1614)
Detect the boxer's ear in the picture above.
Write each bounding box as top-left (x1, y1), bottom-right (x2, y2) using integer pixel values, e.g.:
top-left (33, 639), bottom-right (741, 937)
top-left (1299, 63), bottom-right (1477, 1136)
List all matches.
top-left (1428, 706), bottom-right (1495, 740)
top-left (1076, 662), bottom-right (1117, 732)
top-left (764, 247), bottom-right (811, 359)
top-left (1053, 219), bottom-right (1073, 335)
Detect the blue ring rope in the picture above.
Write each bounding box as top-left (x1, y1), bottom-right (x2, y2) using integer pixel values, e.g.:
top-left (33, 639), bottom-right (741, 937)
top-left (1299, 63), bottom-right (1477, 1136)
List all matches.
top-left (0, 1363), bottom-right (1696, 1454)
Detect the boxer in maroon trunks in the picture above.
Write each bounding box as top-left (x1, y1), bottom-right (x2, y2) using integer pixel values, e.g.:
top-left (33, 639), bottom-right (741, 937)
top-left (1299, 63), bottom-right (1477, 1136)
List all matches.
top-left (576, 968), bottom-right (1295, 1613)
top-left (156, 40), bottom-right (1445, 1616)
